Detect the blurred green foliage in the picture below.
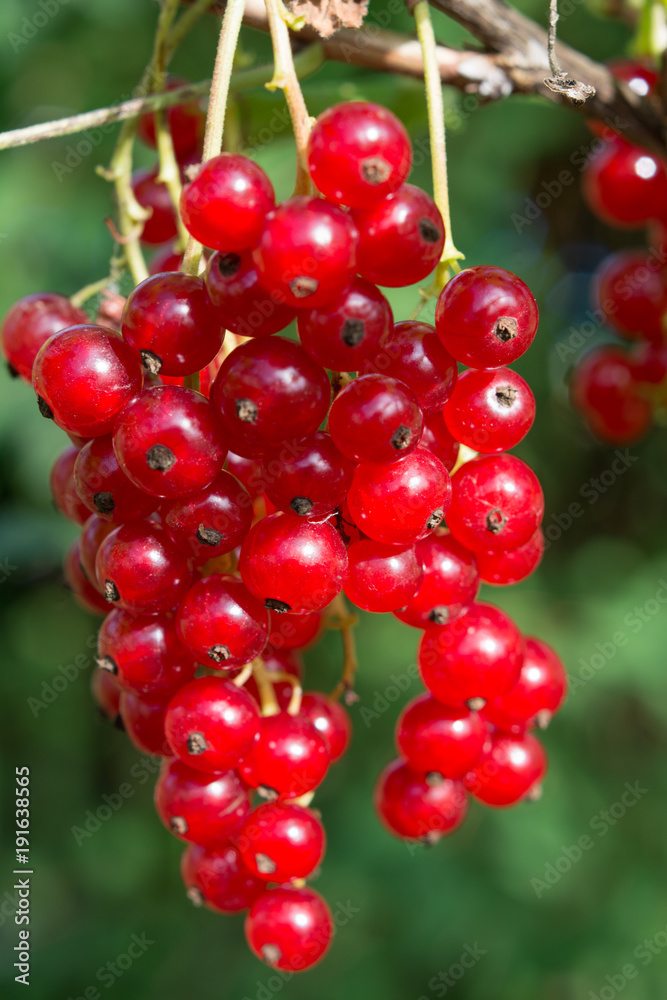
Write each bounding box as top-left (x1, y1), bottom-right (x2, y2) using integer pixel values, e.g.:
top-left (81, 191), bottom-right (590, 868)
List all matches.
top-left (1, 2), bottom-right (667, 999)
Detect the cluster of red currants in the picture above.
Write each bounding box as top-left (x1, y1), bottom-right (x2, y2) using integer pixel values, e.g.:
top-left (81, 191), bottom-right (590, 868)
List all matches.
top-left (572, 59), bottom-right (667, 444)
top-left (2, 97), bottom-right (565, 973)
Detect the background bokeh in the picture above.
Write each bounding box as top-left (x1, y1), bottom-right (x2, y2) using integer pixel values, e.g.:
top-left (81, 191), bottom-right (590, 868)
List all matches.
top-left (1, 1), bottom-right (667, 998)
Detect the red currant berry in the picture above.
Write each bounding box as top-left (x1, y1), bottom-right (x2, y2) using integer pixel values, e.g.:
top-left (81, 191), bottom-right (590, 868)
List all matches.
top-left (629, 340), bottom-right (667, 383)
top-left (475, 528), bottom-right (544, 586)
top-left (298, 692), bottom-right (351, 762)
top-left (138, 76), bottom-right (204, 160)
top-left (131, 168), bottom-right (178, 246)
top-left (51, 444), bottom-right (90, 525)
top-left (328, 373), bottom-right (423, 464)
top-left (253, 196), bottom-right (358, 309)
top-left (297, 277), bottom-right (392, 372)
top-left (374, 760), bottom-right (467, 842)
top-left (268, 611), bottom-right (322, 652)
top-left (436, 266), bottom-right (538, 368)
top-left (33, 325), bottom-right (143, 437)
top-left (97, 608), bottom-right (196, 696)
top-left (239, 512), bottom-right (348, 614)
top-left (211, 337), bottom-right (331, 457)
top-left (447, 454), bottom-right (544, 552)
top-left (113, 385), bottom-right (227, 498)
top-left (244, 646), bottom-right (303, 709)
top-left (165, 676), bottom-right (261, 771)
top-left (74, 435), bottom-right (158, 522)
top-left (91, 667), bottom-right (121, 725)
top-left (362, 320), bottom-right (457, 414)
top-left (205, 251), bottom-right (296, 338)
top-left (262, 431), bottom-right (355, 518)
top-left (609, 57), bottom-right (658, 96)
top-left (346, 449), bottom-right (451, 545)
top-left (344, 538), bottom-right (423, 613)
top-left (149, 245), bottom-right (182, 275)
top-left (308, 101), bottom-right (411, 207)
top-left (238, 801), bottom-right (325, 882)
top-left (162, 469), bottom-right (252, 563)
top-left (464, 731), bottom-right (546, 807)
top-left (120, 691), bottom-right (171, 755)
top-left (226, 451), bottom-right (265, 499)
top-left (593, 250), bottom-right (667, 344)
top-left (239, 712), bottom-right (330, 799)
top-left (418, 602), bottom-right (524, 707)
top-left (396, 694), bottom-right (486, 778)
top-left (245, 886), bottom-right (333, 971)
top-left (1, 292), bottom-right (87, 381)
top-left (80, 514), bottom-right (115, 585)
top-left (64, 539), bottom-right (109, 615)
top-left (582, 139), bottom-right (667, 228)
top-left (176, 573), bottom-right (269, 668)
top-left (352, 184), bottom-right (444, 287)
top-left (419, 411), bottom-right (460, 471)
top-left (443, 367), bottom-right (535, 453)
top-left (570, 345), bottom-right (652, 445)
top-left (483, 637), bottom-right (567, 732)
top-left (95, 520), bottom-right (192, 613)
top-left (121, 272), bottom-right (223, 377)
top-left (181, 154), bottom-right (275, 251)
top-left (394, 530), bottom-right (479, 629)
top-left (155, 757), bottom-right (251, 845)
top-left (180, 842), bottom-right (264, 913)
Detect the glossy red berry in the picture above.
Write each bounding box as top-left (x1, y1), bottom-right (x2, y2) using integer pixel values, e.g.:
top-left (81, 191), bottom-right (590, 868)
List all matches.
top-left (268, 612), bottom-right (322, 652)
top-left (245, 886), bottom-right (333, 971)
top-left (120, 691), bottom-right (171, 755)
top-left (74, 435), bottom-right (158, 522)
top-left (374, 759), bottom-right (467, 842)
top-left (181, 154), bottom-right (275, 251)
top-left (346, 449), bottom-right (451, 545)
top-left (79, 514), bottom-right (115, 584)
top-left (162, 469), bottom-right (252, 563)
top-left (418, 602), bottom-right (524, 707)
top-left (443, 367), bottom-right (535, 453)
top-left (211, 337), bottom-right (331, 457)
top-left (396, 695), bottom-right (486, 778)
top-left (113, 385), bottom-right (227, 498)
top-left (362, 320), bottom-right (457, 414)
top-left (239, 712), bottom-right (330, 799)
top-left (238, 802), bottom-right (325, 882)
top-left (50, 444), bottom-right (90, 524)
top-left (352, 184), bottom-right (444, 287)
top-left (570, 345), bottom-right (652, 445)
top-left (253, 196), bottom-right (358, 309)
top-left (344, 538), bottom-right (423, 613)
top-left (239, 512), bottom-right (348, 614)
top-left (226, 451), bottom-right (265, 499)
top-left (91, 667), bottom-right (121, 724)
top-left (475, 528), bottom-right (544, 586)
top-left (582, 139), bottom-right (667, 228)
top-left (95, 520), bottom-right (192, 613)
top-left (180, 842), bottom-right (264, 913)
top-left (155, 757), bottom-right (251, 845)
top-left (149, 244), bottom-right (182, 275)
top-left (297, 277), bottom-right (392, 372)
top-left (464, 731), bottom-right (546, 807)
top-left (593, 250), bottom-right (667, 344)
top-left (176, 573), bottom-right (269, 668)
top-left (308, 101), bottom-right (411, 207)
top-left (64, 539), bottom-right (109, 615)
top-left (435, 266), bottom-right (539, 368)
top-left (1, 292), bottom-right (87, 381)
top-left (33, 325), bottom-right (143, 437)
top-left (205, 250), bottom-right (296, 338)
top-left (328, 373), bottom-right (424, 464)
top-left (262, 431), bottom-right (355, 518)
top-left (419, 411), bottom-right (460, 471)
top-left (121, 272), bottom-right (223, 377)
top-left (138, 76), bottom-right (204, 159)
top-left (447, 454), bottom-right (544, 552)
top-left (394, 530), bottom-right (479, 629)
top-left (132, 168), bottom-right (178, 246)
top-left (165, 676), bottom-right (261, 772)
top-left (483, 637), bottom-right (567, 732)
top-left (97, 608), bottom-right (196, 696)
top-left (298, 692), bottom-right (351, 762)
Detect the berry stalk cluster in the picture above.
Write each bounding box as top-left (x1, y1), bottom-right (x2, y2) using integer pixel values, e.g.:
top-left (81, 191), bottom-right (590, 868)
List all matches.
top-left (2, 98), bottom-right (566, 974)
